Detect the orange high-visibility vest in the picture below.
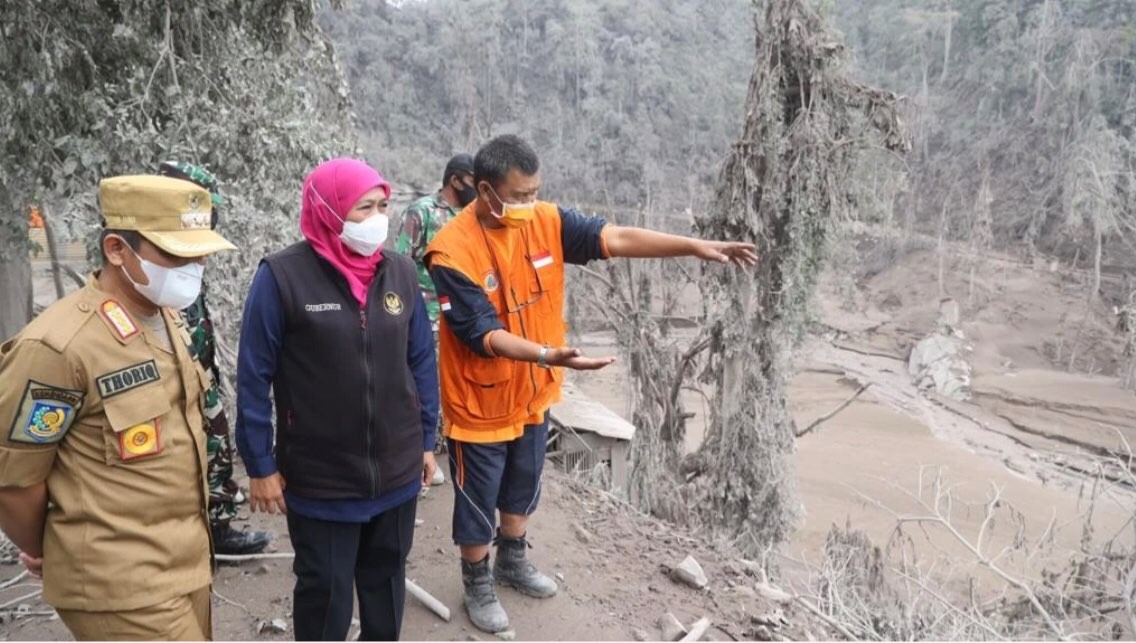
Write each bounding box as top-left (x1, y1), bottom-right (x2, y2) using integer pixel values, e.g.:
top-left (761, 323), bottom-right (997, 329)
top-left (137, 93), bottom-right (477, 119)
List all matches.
top-left (426, 202), bottom-right (569, 443)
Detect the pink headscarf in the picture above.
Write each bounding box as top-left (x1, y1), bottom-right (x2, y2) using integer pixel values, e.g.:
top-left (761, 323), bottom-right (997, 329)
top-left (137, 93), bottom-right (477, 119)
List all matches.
top-left (300, 158), bottom-right (392, 307)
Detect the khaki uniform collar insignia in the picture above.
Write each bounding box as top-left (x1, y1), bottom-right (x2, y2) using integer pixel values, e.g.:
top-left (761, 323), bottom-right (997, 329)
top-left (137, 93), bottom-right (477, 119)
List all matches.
top-left (98, 300), bottom-right (140, 343)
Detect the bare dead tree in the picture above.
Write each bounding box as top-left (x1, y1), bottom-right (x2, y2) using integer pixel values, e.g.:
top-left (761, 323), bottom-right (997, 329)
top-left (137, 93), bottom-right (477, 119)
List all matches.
top-left (574, 256), bottom-right (701, 520)
top-left (680, 0), bottom-right (908, 555)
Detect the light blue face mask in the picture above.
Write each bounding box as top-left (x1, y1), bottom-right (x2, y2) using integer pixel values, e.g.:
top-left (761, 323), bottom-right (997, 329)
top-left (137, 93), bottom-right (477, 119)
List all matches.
top-left (309, 187), bottom-right (388, 256)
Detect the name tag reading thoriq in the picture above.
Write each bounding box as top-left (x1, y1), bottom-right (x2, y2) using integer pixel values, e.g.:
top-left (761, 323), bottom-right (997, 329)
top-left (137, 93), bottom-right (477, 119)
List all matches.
top-left (96, 360), bottom-right (161, 398)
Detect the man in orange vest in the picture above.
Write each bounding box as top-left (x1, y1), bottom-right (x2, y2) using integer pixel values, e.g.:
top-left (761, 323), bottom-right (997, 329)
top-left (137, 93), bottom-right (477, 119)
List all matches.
top-left (425, 135), bottom-right (757, 633)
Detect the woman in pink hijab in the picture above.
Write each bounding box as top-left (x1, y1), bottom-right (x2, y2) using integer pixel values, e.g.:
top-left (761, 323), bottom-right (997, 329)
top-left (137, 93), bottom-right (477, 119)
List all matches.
top-left (235, 158), bottom-right (440, 640)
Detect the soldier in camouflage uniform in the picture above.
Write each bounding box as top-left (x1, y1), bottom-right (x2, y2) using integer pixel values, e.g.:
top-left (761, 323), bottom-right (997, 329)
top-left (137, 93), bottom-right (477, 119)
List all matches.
top-left (158, 161), bottom-right (272, 555)
top-left (395, 154), bottom-right (476, 470)
top-left (395, 153), bottom-right (477, 325)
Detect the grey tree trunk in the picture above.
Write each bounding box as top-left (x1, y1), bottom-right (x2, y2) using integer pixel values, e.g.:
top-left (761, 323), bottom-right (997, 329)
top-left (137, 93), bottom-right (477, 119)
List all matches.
top-left (682, 0), bottom-right (908, 555)
top-left (0, 256), bottom-right (32, 342)
top-left (41, 205), bottom-right (66, 301)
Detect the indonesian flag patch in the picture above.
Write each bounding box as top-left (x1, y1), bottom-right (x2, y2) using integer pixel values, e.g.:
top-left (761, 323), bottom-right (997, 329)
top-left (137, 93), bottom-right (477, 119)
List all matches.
top-left (439, 296), bottom-right (452, 312)
top-left (531, 250), bottom-right (553, 269)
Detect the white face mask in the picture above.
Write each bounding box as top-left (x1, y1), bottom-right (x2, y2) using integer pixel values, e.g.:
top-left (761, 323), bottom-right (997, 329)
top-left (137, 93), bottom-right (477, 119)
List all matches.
top-left (124, 252), bottom-right (205, 310)
top-left (309, 186), bottom-right (389, 256)
top-left (339, 214), bottom-right (389, 257)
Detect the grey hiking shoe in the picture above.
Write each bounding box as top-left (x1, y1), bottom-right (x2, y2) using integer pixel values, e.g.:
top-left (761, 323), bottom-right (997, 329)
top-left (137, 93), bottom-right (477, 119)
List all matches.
top-left (462, 555), bottom-right (509, 633)
top-left (493, 532), bottom-right (558, 598)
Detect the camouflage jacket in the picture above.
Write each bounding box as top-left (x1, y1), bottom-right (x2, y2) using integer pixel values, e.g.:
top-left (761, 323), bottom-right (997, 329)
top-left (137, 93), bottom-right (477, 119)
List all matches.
top-left (395, 192), bottom-right (457, 322)
top-left (180, 287), bottom-right (223, 416)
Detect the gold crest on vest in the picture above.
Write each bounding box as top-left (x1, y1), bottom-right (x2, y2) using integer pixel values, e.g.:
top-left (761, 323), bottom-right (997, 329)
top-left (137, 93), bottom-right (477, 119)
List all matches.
top-left (384, 291), bottom-right (404, 315)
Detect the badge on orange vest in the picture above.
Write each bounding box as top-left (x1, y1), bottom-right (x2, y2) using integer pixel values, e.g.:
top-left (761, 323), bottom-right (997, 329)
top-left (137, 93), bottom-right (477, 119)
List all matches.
top-left (118, 420), bottom-right (162, 460)
top-left (531, 250), bottom-right (554, 269)
top-left (99, 300), bottom-right (139, 341)
top-left (383, 292), bottom-right (404, 316)
top-left (482, 270), bottom-right (499, 293)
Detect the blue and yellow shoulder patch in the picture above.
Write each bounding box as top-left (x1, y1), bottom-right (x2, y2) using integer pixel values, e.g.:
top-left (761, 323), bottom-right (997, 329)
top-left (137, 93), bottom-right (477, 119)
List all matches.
top-left (7, 381), bottom-right (85, 445)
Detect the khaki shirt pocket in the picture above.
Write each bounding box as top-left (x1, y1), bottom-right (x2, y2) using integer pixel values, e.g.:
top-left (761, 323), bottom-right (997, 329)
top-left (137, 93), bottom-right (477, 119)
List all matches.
top-left (102, 391), bottom-right (173, 465)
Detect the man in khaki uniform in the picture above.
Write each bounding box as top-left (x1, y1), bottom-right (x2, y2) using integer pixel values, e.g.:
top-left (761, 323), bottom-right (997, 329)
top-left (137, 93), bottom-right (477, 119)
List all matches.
top-left (0, 175), bottom-right (236, 640)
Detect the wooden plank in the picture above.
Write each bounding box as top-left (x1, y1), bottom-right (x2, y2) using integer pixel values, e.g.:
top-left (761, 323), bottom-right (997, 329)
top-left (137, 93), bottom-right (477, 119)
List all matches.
top-left (550, 385), bottom-right (636, 441)
top-left (28, 229), bottom-right (86, 263)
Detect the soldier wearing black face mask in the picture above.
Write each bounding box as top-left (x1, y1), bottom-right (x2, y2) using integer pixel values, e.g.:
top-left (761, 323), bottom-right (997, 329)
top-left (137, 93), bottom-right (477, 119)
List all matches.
top-left (394, 154), bottom-right (474, 471)
top-left (395, 154), bottom-right (475, 331)
top-left (157, 161), bottom-right (273, 557)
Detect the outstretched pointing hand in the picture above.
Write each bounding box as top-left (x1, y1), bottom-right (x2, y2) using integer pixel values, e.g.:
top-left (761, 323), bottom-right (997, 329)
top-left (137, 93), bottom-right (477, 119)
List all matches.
top-left (693, 240), bottom-right (758, 267)
top-left (545, 347), bottom-right (616, 371)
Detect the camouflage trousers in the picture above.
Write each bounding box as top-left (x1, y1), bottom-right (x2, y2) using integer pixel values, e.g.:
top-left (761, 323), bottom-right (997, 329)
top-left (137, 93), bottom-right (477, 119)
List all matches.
top-left (205, 402), bottom-right (239, 529)
top-left (432, 326), bottom-right (446, 455)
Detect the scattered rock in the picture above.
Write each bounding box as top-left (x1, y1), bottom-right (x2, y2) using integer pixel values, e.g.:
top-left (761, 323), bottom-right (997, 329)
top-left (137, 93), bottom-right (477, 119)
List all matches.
top-left (436, 547), bottom-right (446, 555)
top-left (670, 555), bottom-right (708, 589)
top-left (754, 581), bottom-right (793, 604)
top-left (254, 563), bottom-right (271, 575)
top-left (734, 585), bottom-right (757, 600)
top-left (750, 624), bottom-right (774, 641)
top-left (555, 572), bottom-right (566, 583)
top-left (632, 628), bottom-right (651, 641)
top-left (658, 612), bottom-right (688, 641)
top-left (495, 630), bottom-right (516, 641)
top-left (908, 332), bottom-right (972, 400)
top-left (572, 523), bottom-right (593, 544)
top-left (737, 558), bottom-right (763, 576)
top-left (751, 609), bottom-right (788, 628)
top-left (256, 618), bottom-right (288, 634)
top-left (414, 519), bottom-right (425, 527)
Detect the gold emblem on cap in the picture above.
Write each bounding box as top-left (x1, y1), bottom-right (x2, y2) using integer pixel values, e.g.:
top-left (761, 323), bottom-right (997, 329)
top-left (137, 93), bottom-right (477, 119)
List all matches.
top-left (180, 211), bottom-right (210, 230)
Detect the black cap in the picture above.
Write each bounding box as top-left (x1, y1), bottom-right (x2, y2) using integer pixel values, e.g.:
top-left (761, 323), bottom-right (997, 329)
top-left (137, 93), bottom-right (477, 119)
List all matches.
top-left (443, 153), bottom-right (475, 184)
